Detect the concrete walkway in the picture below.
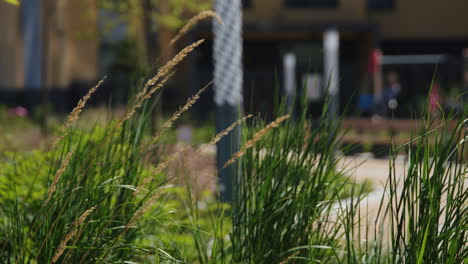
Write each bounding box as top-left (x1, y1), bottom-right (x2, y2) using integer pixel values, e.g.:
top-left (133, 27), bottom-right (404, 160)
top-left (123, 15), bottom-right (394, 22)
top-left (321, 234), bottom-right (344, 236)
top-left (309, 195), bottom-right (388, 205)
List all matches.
top-left (337, 153), bottom-right (407, 187)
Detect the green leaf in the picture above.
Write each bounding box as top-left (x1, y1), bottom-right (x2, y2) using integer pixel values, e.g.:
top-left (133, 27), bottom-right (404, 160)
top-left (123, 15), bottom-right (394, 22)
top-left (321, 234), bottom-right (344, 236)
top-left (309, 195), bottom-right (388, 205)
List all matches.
top-left (417, 218), bottom-right (432, 264)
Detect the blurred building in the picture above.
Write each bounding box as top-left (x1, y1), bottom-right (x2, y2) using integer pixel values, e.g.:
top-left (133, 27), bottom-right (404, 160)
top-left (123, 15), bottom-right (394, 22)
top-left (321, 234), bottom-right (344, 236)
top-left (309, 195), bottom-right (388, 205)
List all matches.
top-left (0, 1), bottom-right (98, 109)
top-left (1, 0), bottom-right (467, 116)
top-left (193, 0), bottom-right (468, 117)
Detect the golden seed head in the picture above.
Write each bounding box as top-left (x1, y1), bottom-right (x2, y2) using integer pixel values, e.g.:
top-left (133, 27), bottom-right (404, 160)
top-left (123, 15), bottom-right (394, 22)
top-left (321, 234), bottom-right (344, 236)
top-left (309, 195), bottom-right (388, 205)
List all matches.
top-left (134, 39), bottom-right (205, 104)
top-left (208, 114), bottom-right (253, 146)
top-left (45, 146), bottom-right (77, 203)
top-left (223, 115), bottom-right (290, 169)
top-left (123, 72), bottom-right (175, 124)
top-left (122, 40), bottom-right (205, 127)
top-left (148, 82), bottom-right (212, 146)
top-left (170, 11), bottom-right (223, 46)
top-left (51, 78), bottom-right (106, 150)
top-left (51, 206), bottom-right (96, 263)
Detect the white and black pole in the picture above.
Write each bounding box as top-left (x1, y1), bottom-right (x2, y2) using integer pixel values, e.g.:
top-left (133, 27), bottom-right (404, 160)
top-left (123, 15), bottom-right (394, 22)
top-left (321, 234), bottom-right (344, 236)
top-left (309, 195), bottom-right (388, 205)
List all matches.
top-left (323, 29), bottom-right (340, 118)
top-left (213, 0), bottom-right (243, 202)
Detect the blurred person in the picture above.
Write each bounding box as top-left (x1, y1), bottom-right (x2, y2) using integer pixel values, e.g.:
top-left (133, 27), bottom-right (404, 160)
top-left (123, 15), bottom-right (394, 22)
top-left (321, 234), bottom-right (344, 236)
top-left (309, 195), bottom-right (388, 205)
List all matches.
top-left (364, 48), bottom-right (384, 118)
top-left (375, 71), bottom-right (401, 117)
top-left (357, 88), bottom-right (374, 117)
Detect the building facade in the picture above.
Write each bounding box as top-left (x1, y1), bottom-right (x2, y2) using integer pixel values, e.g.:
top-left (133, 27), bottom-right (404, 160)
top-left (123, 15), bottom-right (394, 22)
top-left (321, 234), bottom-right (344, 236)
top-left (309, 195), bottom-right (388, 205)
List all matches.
top-left (193, 0), bottom-right (468, 117)
top-left (1, 0), bottom-right (467, 115)
top-left (0, 1), bottom-right (98, 90)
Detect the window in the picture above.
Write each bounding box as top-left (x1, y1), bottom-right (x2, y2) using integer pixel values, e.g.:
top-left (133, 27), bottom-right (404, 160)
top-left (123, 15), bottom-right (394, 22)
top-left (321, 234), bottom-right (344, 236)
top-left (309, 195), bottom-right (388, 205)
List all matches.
top-left (368, 0), bottom-right (395, 10)
top-left (285, 0), bottom-right (338, 8)
top-left (243, 0), bottom-right (252, 8)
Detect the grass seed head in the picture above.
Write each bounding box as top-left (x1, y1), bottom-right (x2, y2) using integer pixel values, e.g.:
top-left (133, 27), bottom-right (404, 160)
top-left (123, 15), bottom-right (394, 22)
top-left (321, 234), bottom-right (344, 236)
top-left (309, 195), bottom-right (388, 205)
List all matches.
top-left (51, 206), bottom-right (96, 263)
top-left (122, 72), bottom-right (175, 123)
top-left (132, 39), bottom-right (205, 110)
top-left (170, 11), bottom-right (223, 46)
top-left (207, 114), bottom-right (253, 147)
top-left (149, 82), bottom-right (211, 146)
top-left (45, 145), bottom-right (77, 203)
top-left (223, 115), bottom-right (290, 169)
top-left (51, 78), bottom-right (105, 149)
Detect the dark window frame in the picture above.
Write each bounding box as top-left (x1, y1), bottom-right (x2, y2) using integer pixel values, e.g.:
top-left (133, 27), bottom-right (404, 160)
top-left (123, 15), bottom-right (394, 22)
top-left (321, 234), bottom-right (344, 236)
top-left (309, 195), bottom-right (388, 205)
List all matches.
top-left (243, 0), bottom-right (252, 9)
top-left (368, 0), bottom-right (395, 11)
top-left (284, 0), bottom-right (338, 9)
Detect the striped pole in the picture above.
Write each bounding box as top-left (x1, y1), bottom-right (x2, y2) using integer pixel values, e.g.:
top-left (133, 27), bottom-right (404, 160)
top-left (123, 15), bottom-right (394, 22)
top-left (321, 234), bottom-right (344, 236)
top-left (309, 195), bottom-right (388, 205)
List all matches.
top-left (213, 0), bottom-right (243, 202)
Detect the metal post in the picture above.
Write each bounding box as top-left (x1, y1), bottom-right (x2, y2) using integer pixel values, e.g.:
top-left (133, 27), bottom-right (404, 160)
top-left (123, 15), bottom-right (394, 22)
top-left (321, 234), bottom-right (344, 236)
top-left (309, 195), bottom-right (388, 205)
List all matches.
top-left (323, 29), bottom-right (340, 118)
top-left (213, 0), bottom-right (243, 202)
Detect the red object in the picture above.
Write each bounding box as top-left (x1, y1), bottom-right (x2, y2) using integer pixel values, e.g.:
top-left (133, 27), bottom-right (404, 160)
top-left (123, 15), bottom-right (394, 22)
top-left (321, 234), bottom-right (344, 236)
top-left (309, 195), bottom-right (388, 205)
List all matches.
top-left (368, 49), bottom-right (382, 74)
top-left (429, 84), bottom-right (440, 112)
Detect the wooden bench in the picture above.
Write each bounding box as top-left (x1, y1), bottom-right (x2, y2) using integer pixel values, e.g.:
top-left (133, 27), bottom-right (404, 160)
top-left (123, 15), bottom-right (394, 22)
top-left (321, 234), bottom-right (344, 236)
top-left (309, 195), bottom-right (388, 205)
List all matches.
top-left (340, 118), bottom-right (464, 154)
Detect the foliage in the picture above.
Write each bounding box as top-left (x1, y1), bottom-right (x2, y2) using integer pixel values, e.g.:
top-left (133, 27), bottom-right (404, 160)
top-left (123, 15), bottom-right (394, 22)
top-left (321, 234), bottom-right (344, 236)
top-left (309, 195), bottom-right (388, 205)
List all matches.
top-left (0, 63), bottom-right (220, 263)
top-left (0, 106), bottom-right (40, 152)
top-left (3, 0), bottom-right (19, 6)
top-left (338, 112), bottom-right (468, 264)
top-left (0, 117), bottom-right (227, 263)
top-left (228, 98), bottom-right (354, 264)
top-left (99, 0), bottom-right (212, 31)
top-left (0, 151), bottom-right (49, 210)
top-left (1, 94), bottom-right (466, 263)
top-left (0, 12), bottom-right (466, 261)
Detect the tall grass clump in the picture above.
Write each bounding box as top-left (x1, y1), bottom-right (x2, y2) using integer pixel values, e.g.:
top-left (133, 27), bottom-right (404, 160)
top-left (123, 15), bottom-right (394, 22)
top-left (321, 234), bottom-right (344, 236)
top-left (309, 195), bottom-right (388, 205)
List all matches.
top-left (386, 114), bottom-right (467, 263)
top-left (0, 8), bottom-right (466, 262)
top-left (0, 37), bottom-right (216, 263)
top-left (338, 110), bottom-right (467, 264)
top-left (230, 98), bottom-right (359, 263)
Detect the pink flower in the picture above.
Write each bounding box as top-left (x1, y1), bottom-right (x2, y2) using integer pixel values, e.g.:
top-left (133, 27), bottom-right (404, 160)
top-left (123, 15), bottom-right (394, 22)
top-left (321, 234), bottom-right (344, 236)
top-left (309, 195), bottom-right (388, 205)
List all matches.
top-left (8, 106), bottom-right (28, 118)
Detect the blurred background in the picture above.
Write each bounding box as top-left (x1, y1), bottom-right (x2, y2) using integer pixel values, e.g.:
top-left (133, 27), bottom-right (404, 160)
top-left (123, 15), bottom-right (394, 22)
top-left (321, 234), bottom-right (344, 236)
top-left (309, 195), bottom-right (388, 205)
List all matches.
top-left (0, 0), bottom-right (467, 152)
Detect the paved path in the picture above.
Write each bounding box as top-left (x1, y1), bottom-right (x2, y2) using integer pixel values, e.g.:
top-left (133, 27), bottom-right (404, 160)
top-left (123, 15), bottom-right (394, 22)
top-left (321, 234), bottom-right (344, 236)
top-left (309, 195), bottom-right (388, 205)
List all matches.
top-left (337, 154), bottom-right (407, 187)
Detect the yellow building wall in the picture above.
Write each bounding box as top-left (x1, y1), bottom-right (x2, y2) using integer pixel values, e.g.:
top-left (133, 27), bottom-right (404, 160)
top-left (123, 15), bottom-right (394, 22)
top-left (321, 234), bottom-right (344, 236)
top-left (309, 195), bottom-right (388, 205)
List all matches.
top-left (0, 3), bottom-right (24, 88)
top-left (244, 0), bottom-right (468, 39)
top-left (245, 0), bottom-right (367, 23)
top-left (0, 1), bottom-right (98, 90)
top-left (369, 0), bottom-right (468, 38)
top-left (46, 0), bottom-right (98, 88)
